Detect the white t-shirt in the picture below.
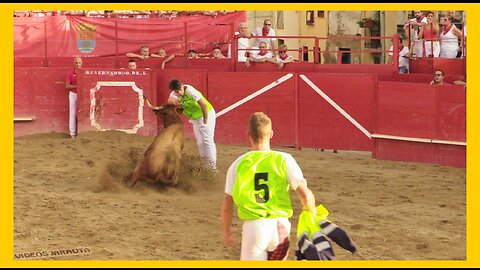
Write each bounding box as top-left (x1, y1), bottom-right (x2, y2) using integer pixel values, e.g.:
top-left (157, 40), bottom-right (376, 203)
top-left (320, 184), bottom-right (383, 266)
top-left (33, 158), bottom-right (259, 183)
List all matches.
top-left (252, 51), bottom-right (273, 60)
top-left (252, 27), bottom-right (277, 49)
top-left (276, 55), bottom-right (294, 63)
top-left (409, 17), bottom-right (428, 41)
top-left (224, 150), bottom-right (306, 195)
top-left (168, 84), bottom-right (202, 102)
top-left (389, 45), bottom-right (410, 68)
top-left (228, 31), bottom-right (250, 62)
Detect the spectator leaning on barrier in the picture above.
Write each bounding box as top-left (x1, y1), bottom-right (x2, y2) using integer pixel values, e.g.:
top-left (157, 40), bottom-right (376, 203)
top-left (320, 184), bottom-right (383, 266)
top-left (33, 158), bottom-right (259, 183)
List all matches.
top-left (245, 41), bottom-right (272, 68)
top-left (212, 47), bottom-right (226, 59)
top-left (151, 47), bottom-right (175, 69)
top-left (267, 44), bottom-right (294, 69)
top-left (126, 45), bottom-right (151, 60)
top-left (65, 57), bottom-right (82, 139)
top-left (430, 69), bottom-right (449, 85)
top-left (187, 49), bottom-right (199, 59)
top-left (430, 69), bottom-right (466, 86)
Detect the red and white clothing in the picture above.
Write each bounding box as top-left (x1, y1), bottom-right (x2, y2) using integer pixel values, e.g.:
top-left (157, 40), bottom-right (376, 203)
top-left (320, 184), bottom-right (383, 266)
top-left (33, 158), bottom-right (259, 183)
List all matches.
top-left (65, 69), bottom-right (78, 137)
top-left (421, 25), bottom-right (440, 57)
top-left (169, 84), bottom-right (217, 169)
top-left (440, 24), bottom-right (460, 58)
top-left (66, 69), bottom-right (78, 93)
top-left (225, 150), bottom-right (306, 260)
top-left (276, 54), bottom-right (294, 63)
top-left (228, 31), bottom-right (250, 62)
top-left (252, 27), bottom-right (276, 49)
top-left (408, 16), bottom-right (428, 57)
top-left (388, 45), bottom-right (410, 72)
top-left (252, 50), bottom-right (272, 61)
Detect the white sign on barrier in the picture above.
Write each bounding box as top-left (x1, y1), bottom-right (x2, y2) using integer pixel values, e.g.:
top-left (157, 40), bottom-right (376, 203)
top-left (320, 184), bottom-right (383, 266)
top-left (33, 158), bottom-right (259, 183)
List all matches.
top-left (89, 81), bottom-right (144, 134)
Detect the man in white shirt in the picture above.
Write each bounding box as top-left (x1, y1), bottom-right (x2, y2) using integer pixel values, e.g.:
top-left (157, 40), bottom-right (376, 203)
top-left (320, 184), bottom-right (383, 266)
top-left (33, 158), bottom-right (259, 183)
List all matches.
top-left (228, 22), bottom-right (251, 62)
top-left (404, 10), bottom-right (428, 57)
top-left (388, 37), bottom-right (411, 74)
top-left (252, 19), bottom-right (277, 57)
top-left (245, 41), bottom-right (272, 68)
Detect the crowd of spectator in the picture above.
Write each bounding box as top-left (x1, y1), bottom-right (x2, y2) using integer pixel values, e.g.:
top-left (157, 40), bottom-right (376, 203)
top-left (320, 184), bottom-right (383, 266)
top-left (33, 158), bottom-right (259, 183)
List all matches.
top-left (121, 18), bottom-right (295, 70)
top-left (403, 10), bottom-right (465, 60)
top-left (14, 10), bottom-right (237, 19)
top-left (17, 10), bottom-right (465, 71)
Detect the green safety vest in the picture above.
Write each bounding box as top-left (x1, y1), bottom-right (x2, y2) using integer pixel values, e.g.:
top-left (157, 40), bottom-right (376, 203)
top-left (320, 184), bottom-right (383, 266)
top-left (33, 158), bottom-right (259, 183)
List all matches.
top-left (180, 89), bottom-right (213, 120)
top-left (296, 204), bottom-right (330, 238)
top-left (232, 151), bottom-right (293, 220)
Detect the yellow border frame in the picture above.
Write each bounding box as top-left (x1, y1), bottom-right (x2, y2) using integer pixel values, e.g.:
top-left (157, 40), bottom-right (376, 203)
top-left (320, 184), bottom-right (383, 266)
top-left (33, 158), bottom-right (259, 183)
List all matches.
top-left (3, 3), bottom-right (478, 268)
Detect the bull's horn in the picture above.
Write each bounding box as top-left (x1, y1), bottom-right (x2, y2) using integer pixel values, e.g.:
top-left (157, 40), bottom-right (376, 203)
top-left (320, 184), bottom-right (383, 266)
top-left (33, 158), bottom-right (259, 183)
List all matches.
top-left (144, 96), bottom-right (161, 110)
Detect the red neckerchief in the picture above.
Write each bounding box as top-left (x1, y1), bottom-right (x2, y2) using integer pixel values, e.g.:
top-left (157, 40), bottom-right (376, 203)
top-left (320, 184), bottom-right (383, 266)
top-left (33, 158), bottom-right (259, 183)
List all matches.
top-left (279, 54), bottom-right (289, 60)
top-left (262, 27), bottom-right (269, 36)
top-left (442, 24), bottom-right (453, 35)
top-left (416, 16), bottom-right (425, 23)
top-left (399, 44), bottom-right (404, 52)
top-left (258, 50), bottom-right (268, 56)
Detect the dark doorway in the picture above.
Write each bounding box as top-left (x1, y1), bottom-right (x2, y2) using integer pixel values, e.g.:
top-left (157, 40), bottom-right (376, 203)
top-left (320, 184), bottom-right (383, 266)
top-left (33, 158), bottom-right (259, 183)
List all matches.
top-left (339, 48), bottom-right (351, 64)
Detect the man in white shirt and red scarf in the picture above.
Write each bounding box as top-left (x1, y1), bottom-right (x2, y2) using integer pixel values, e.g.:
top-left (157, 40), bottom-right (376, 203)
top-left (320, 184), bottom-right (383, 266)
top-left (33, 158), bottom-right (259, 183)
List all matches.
top-left (252, 19), bottom-right (277, 57)
top-left (267, 44), bottom-right (294, 69)
top-left (245, 41), bottom-right (272, 68)
top-left (404, 10), bottom-right (428, 58)
top-left (388, 36), bottom-right (411, 73)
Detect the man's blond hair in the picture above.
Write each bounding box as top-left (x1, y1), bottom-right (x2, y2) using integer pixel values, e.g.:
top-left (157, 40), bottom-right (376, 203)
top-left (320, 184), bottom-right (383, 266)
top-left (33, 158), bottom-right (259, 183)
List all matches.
top-left (248, 112), bottom-right (272, 144)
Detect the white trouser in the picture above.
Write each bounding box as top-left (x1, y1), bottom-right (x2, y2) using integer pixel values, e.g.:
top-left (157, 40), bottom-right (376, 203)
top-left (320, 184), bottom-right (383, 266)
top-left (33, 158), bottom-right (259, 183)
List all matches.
top-left (69, 91), bottom-right (77, 137)
top-left (422, 41), bottom-right (440, 57)
top-left (415, 40), bottom-right (440, 57)
top-left (240, 218), bottom-right (291, 260)
top-left (440, 46), bottom-right (459, 58)
top-left (190, 109), bottom-right (217, 169)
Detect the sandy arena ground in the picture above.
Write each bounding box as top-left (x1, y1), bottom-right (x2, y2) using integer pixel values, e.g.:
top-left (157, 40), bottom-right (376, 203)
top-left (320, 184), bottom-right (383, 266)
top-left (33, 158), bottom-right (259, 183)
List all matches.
top-left (13, 130), bottom-right (465, 261)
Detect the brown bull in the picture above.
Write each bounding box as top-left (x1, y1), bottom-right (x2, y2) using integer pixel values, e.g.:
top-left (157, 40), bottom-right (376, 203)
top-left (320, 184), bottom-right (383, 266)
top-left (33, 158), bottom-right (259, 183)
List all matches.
top-left (129, 97), bottom-right (185, 187)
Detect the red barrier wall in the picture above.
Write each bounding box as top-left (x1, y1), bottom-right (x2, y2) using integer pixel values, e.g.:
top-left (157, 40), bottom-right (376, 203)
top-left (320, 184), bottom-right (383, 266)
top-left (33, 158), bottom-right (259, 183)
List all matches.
top-left (117, 57), bottom-right (165, 70)
top-left (376, 82), bottom-right (437, 138)
top-left (208, 72), bottom-right (296, 147)
top-left (375, 81), bottom-right (465, 167)
top-left (437, 87), bottom-right (466, 142)
top-left (374, 139), bottom-right (465, 168)
top-left (187, 58), bottom-right (233, 72)
top-left (380, 73), bottom-right (466, 84)
top-left (409, 57), bottom-right (466, 75)
top-left (76, 69), bottom-right (158, 136)
top-left (14, 66), bottom-right (466, 168)
top-left (14, 67), bottom-right (71, 137)
top-left (298, 73), bottom-right (375, 151)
